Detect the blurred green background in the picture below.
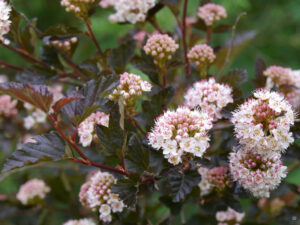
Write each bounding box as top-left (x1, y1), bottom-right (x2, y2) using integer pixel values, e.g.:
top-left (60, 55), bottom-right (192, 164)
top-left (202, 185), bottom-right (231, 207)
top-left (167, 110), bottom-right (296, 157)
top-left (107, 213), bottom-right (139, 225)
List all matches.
top-left (2, 0), bottom-right (300, 75)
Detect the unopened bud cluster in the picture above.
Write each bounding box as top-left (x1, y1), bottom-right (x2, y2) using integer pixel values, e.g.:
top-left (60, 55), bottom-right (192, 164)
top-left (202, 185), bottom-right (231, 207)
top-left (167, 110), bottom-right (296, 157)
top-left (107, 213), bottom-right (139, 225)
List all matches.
top-left (99, 0), bottom-right (115, 8)
top-left (232, 90), bottom-right (295, 155)
top-left (16, 179), bottom-right (51, 205)
top-left (109, 0), bottom-right (155, 24)
top-left (79, 171), bottom-right (125, 223)
top-left (148, 107), bottom-right (213, 165)
top-left (198, 166), bottom-right (231, 196)
top-left (264, 65), bottom-right (292, 86)
top-left (0, 95), bottom-right (18, 117)
top-left (184, 78), bottom-right (233, 120)
top-left (47, 37), bottom-right (78, 55)
top-left (215, 207), bottom-right (245, 225)
top-left (264, 65), bottom-right (300, 109)
top-left (78, 111), bottom-right (109, 147)
top-left (188, 44), bottom-right (215, 69)
top-left (229, 148), bottom-right (287, 198)
top-left (108, 72), bottom-right (151, 115)
top-left (61, 0), bottom-right (95, 18)
top-left (0, 0), bottom-right (12, 44)
top-left (62, 218), bottom-right (96, 225)
top-left (144, 34), bottom-right (179, 68)
top-left (197, 3), bottom-right (227, 27)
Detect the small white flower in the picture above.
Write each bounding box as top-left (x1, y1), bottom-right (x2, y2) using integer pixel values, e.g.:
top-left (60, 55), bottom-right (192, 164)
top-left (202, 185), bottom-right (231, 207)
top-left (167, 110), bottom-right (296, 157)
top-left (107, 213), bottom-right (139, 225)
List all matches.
top-left (79, 132), bottom-right (93, 147)
top-left (111, 200), bottom-right (124, 213)
top-left (99, 204), bottom-right (111, 217)
top-left (24, 116), bottom-right (36, 130)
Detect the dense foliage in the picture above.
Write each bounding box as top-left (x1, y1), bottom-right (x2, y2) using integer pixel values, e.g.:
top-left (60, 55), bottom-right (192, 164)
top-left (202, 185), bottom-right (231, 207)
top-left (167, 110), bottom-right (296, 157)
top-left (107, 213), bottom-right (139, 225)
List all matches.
top-left (0, 0), bottom-right (299, 224)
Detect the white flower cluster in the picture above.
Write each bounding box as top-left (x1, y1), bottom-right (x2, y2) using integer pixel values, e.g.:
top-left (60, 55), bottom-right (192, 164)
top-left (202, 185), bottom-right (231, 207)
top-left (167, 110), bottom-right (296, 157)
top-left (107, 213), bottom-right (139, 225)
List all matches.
top-left (78, 111), bottom-right (109, 147)
top-left (47, 37), bottom-right (78, 55)
top-left (109, 72), bottom-right (151, 115)
top-left (23, 103), bottom-right (48, 130)
top-left (198, 166), bottom-right (231, 196)
top-left (61, 0), bottom-right (95, 18)
top-left (79, 171), bottom-right (125, 223)
top-left (16, 179), bottom-right (51, 205)
top-left (230, 89), bottom-right (294, 198)
top-left (229, 148), bottom-right (287, 198)
top-left (187, 44), bottom-right (216, 69)
top-left (216, 207), bottom-right (245, 225)
top-left (184, 78), bottom-right (233, 120)
top-left (264, 66), bottom-right (300, 109)
top-left (148, 107), bottom-right (213, 165)
top-left (197, 3), bottom-right (227, 27)
top-left (0, 0), bottom-right (11, 44)
top-left (144, 34), bottom-right (179, 67)
top-left (62, 218), bottom-right (96, 225)
top-left (109, 0), bottom-right (155, 24)
top-left (232, 89), bottom-right (295, 155)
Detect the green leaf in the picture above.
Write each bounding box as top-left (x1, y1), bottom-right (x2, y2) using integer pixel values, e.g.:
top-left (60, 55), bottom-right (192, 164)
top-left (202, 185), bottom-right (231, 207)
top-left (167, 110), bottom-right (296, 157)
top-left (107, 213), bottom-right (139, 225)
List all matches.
top-left (108, 39), bottom-right (137, 74)
top-left (219, 69), bottom-right (248, 89)
top-left (2, 131), bottom-right (65, 173)
top-left (125, 134), bottom-right (149, 174)
top-left (40, 24), bottom-right (82, 38)
top-left (96, 105), bottom-right (125, 154)
top-left (0, 82), bottom-right (53, 112)
top-left (168, 169), bottom-right (201, 202)
top-left (111, 179), bottom-right (138, 207)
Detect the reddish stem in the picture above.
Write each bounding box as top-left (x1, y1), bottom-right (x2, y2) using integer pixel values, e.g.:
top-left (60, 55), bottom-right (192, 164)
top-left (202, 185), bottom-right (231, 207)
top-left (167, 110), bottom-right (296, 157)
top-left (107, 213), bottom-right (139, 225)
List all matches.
top-left (182, 0), bottom-right (191, 76)
top-left (121, 156), bottom-right (125, 170)
top-left (85, 20), bottom-right (104, 56)
top-left (150, 19), bottom-right (163, 34)
top-left (48, 115), bottom-right (130, 176)
top-left (2, 43), bottom-right (50, 69)
top-left (206, 27), bottom-right (212, 44)
top-left (0, 59), bottom-right (24, 71)
top-left (1, 43), bottom-right (79, 79)
top-left (127, 117), bottom-right (146, 135)
top-left (140, 176), bottom-right (155, 184)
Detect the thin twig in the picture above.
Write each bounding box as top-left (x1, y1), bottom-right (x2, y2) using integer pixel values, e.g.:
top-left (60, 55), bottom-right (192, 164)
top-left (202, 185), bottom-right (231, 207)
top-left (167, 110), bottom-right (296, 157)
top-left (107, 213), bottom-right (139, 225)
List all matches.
top-left (85, 20), bottom-right (104, 56)
top-left (150, 19), bottom-right (163, 34)
top-left (2, 43), bottom-right (51, 69)
top-left (182, 0), bottom-right (190, 76)
top-left (218, 12), bottom-right (247, 75)
top-left (206, 26), bottom-right (212, 44)
top-left (127, 117), bottom-right (146, 135)
top-left (0, 59), bottom-right (24, 71)
top-left (48, 115), bottom-right (130, 176)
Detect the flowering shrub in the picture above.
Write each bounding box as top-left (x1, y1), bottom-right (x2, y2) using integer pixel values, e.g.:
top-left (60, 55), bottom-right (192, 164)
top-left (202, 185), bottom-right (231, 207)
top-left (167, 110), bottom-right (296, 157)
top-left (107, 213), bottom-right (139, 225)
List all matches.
top-left (0, 1), bottom-right (299, 225)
